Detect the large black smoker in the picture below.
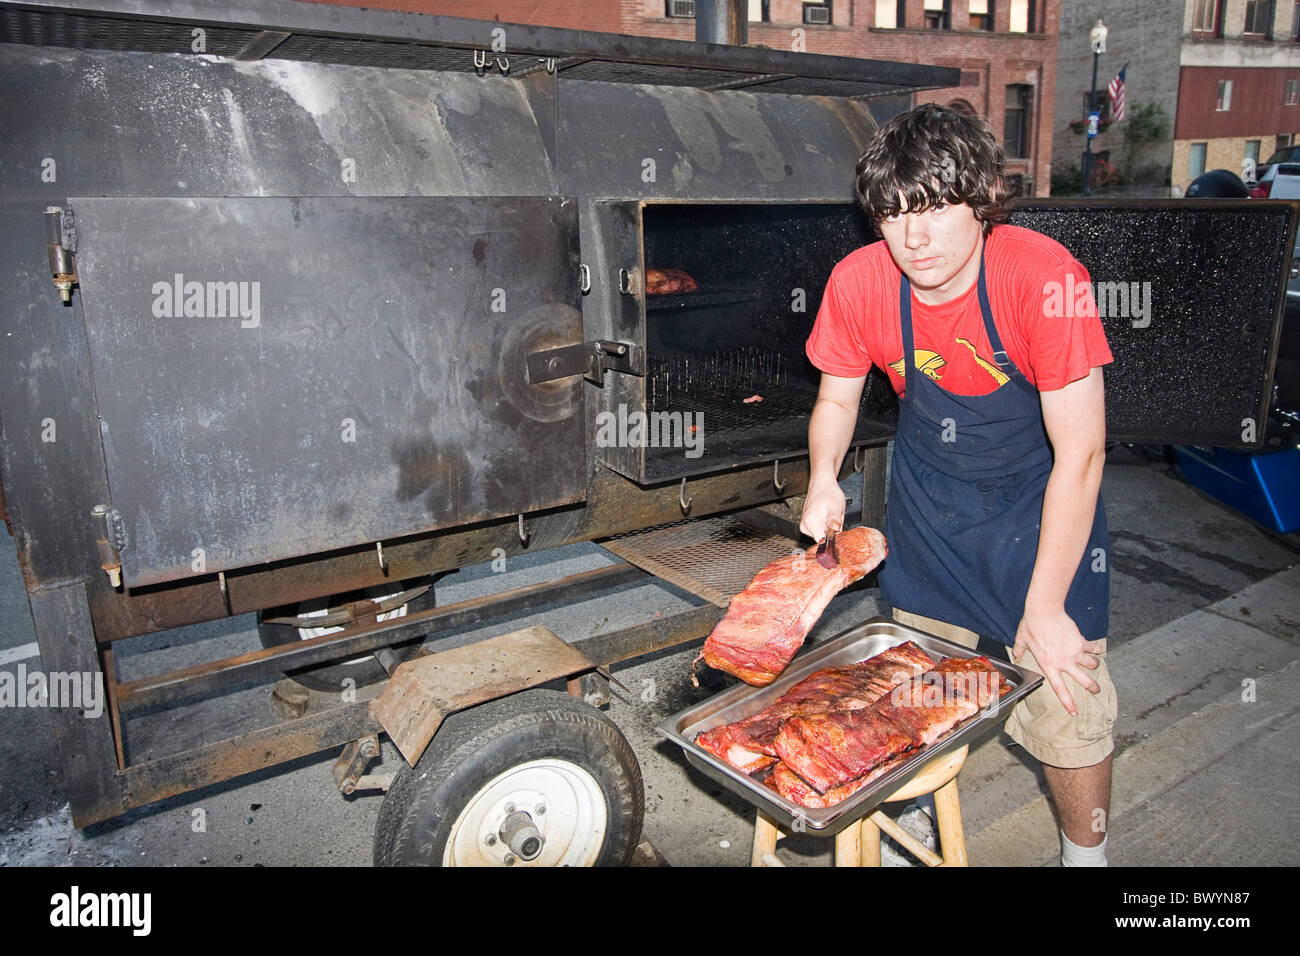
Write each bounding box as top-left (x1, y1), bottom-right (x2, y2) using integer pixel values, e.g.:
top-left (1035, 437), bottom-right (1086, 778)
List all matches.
top-left (0, 0), bottom-right (1291, 866)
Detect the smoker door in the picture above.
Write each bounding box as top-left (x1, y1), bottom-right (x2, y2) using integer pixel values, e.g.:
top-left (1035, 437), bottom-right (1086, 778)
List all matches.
top-left (69, 196), bottom-right (584, 587)
top-left (1010, 199), bottom-right (1297, 447)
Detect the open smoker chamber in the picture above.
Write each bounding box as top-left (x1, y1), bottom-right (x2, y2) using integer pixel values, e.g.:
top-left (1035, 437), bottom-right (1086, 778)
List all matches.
top-left (592, 201), bottom-right (900, 485)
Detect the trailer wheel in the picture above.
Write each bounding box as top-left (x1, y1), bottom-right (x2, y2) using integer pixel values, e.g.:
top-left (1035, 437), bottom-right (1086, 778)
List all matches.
top-left (374, 689), bottom-right (643, 867)
top-left (257, 577), bottom-right (436, 693)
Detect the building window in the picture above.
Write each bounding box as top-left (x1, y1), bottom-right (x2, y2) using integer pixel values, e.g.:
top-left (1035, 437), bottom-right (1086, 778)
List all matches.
top-left (1216, 79), bottom-right (1233, 110)
top-left (1245, 139), bottom-right (1261, 181)
top-left (748, 0), bottom-right (770, 22)
top-left (1244, 0), bottom-right (1274, 37)
top-left (1009, 0), bottom-right (1033, 33)
top-left (1292, 0), bottom-right (1300, 39)
top-left (875, 0), bottom-right (907, 28)
top-left (1005, 84), bottom-right (1032, 158)
top-left (1287, 79), bottom-right (1300, 104)
top-left (1189, 142), bottom-right (1208, 179)
top-left (1192, 0), bottom-right (1223, 35)
top-left (970, 0), bottom-right (993, 31)
top-left (924, 0), bottom-right (951, 29)
top-left (803, 1), bottom-right (832, 25)
top-left (665, 0), bottom-right (696, 18)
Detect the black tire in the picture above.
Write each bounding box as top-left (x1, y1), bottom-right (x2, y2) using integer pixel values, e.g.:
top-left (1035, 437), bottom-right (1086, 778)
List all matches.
top-left (374, 689), bottom-right (644, 867)
top-left (256, 577), bottom-right (436, 692)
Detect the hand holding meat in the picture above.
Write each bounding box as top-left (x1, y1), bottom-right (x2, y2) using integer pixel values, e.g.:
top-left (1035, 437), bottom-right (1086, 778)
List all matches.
top-left (798, 471), bottom-right (846, 544)
top-left (693, 526), bottom-right (887, 686)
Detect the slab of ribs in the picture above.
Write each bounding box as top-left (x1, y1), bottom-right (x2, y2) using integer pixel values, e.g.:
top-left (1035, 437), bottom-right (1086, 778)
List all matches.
top-left (693, 525), bottom-right (888, 687)
top-left (645, 268), bottom-right (698, 294)
top-left (694, 642), bottom-right (1010, 809)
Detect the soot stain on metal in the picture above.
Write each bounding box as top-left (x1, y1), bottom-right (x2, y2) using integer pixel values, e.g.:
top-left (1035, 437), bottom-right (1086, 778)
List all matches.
top-left (472, 237), bottom-right (487, 266)
top-left (390, 434), bottom-right (470, 516)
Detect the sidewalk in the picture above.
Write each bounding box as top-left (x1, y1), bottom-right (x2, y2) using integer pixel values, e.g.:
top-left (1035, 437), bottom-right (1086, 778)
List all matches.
top-left (964, 565), bottom-right (1300, 866)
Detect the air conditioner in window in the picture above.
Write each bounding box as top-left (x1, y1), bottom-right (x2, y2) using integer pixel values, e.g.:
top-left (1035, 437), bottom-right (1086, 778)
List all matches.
top-left (803, 4), bottom-right (831, 25)
top-left (669, 0), bottom-right (696, 18)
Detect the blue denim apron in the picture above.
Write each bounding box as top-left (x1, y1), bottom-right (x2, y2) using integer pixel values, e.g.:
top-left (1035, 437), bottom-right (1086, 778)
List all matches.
top-left (877, 254), bottom-right (1108, 646)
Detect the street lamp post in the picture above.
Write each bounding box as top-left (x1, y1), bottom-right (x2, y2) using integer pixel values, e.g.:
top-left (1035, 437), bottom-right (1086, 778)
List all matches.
top-left (1082, 18), bottom-right (1108, 197)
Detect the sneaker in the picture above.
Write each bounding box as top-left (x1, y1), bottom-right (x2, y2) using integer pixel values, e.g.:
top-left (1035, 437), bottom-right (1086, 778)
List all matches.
top-left (881, 806), bottom-right (937, 867)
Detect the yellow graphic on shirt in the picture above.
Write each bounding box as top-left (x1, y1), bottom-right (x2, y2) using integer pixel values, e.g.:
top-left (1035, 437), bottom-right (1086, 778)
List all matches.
top-left (954, 338), bottom-right (1011, 387)
top-left (889, 350), bottom-right (947, 381)
top-left (888, 342), bottom-right (1011, 388)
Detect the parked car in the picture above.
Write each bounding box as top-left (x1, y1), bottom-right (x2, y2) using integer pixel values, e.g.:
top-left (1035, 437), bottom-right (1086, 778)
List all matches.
top-left (1248, 145), bottom-right (1300, 198)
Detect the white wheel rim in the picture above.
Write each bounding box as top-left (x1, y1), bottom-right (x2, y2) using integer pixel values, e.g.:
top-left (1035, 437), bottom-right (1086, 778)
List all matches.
top-left (443, 759), bottom-right (608, 867)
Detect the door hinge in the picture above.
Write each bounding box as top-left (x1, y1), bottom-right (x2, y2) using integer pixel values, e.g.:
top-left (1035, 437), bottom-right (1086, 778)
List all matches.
top-left (45, 206), bottom-right (78, 303)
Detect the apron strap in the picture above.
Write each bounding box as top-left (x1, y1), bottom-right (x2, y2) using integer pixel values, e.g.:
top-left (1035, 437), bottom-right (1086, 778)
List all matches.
top-left (976, 252), bottom-right (1038, 397)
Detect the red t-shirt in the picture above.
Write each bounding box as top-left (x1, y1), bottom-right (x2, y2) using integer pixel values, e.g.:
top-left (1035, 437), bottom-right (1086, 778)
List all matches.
top-left (806, 224), bottom-right (1113, 396)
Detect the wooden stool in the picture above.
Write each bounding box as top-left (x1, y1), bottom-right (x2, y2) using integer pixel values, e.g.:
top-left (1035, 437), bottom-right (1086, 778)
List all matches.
top-left (751, 745), bottom-right (968, 867)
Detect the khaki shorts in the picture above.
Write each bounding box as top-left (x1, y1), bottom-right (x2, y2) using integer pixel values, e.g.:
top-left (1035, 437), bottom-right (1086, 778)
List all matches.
top-left (891, 608), bottom-right (1116, 769)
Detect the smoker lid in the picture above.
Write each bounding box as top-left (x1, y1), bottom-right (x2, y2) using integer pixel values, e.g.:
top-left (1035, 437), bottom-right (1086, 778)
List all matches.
top-left (0, 0), bottom-right (958, 98)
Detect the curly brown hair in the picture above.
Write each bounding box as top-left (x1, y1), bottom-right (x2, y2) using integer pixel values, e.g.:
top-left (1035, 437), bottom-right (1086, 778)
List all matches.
top-left (854, 103), bottom-right (1018, 235)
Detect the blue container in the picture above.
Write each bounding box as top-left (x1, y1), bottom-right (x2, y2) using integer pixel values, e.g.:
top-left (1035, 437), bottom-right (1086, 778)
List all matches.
top-left (1173, 444), bottom-right (1300, 533)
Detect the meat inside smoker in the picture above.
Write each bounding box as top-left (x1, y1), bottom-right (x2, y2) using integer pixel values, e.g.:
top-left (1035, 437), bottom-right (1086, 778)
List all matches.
top-left (645, 268), bottom-right (698, 294)
top-left (693, 641), bottom-right (936, 774)
top-left (773, 655), bottom-right (1010, 794)
top-left (693, 526), bottom-right (888, 687)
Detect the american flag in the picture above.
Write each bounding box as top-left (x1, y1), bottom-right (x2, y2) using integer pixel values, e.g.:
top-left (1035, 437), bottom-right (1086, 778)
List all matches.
top-left (1108, 64), bottom-right (1128, 123)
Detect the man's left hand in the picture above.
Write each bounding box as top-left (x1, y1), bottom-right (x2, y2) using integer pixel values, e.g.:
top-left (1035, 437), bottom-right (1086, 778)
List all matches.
top-left (1012, 605), bottom-right (1102, 716)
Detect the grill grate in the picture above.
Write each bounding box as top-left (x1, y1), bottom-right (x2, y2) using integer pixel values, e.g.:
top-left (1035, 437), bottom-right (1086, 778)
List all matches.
top-left (602, 514), bottom-right (802, 607)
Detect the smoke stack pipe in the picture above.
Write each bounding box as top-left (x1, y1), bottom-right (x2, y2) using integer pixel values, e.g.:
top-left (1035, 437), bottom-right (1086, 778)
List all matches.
top-left (695, 0), bottom-right (747, 45)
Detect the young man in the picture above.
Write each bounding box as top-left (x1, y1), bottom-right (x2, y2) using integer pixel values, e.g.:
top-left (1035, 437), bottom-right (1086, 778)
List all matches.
top-left (801, 104), bottom-right (1117, 866)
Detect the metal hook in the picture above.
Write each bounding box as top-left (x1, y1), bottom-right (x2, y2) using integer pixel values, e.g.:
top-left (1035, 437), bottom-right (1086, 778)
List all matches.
top-left (496, 54), bottom-right (509, 73)
top-left (473, 48), bottom-right (488, 71)
top-left (579, 263), bottom-right (591, 294)
top-left (218, 571), bottom-right (232, 616)
top-left (517, 513), bottom-right (530, 545)
top-left (376, 541), bottom-right (388, 574)
top-left (853, 445), bottom-right (866, 472)
top-left (773, 459), bottom-right (786, 494)
top-left (545, 56), bottom-right (556, 74)
top-left (679, 477), bottom-right (692, 515)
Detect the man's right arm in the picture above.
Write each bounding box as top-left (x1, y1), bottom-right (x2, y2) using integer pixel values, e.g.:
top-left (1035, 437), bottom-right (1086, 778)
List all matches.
top-left (799, 371), bottom-right (867, 541)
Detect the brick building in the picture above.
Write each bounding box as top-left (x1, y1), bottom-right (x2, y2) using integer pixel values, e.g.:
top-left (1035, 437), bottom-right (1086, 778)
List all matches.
top-left (310, 0), bottom-right (1062, 196)
top-left (1054, 1), bottom-right (1300, 195)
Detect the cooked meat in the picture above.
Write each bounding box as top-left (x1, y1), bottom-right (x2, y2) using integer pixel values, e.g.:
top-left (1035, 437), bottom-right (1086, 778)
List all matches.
top-left (764, 754), bottom-right (910, 810)
top-left (875, 655), bottom-right (1009, 747)
top-left (773, 706), bottom-right (918, 794)
top-left (694, 641), bottom-right (935, 774)
top-left (692, 526), bottom-right (888, 687)
top-left (773, 655), bottom-right (1009, 794)
top-left (645, 268), bottom-right (698, 294)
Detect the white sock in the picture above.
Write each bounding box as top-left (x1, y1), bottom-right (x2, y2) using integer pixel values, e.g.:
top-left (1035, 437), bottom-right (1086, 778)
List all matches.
top-left (1061, 831), bottom-right (1108, 867)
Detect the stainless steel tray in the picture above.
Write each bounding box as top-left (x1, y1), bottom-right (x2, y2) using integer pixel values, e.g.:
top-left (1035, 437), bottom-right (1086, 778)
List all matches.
top-left (656, 617), bottom-right (1043, 837)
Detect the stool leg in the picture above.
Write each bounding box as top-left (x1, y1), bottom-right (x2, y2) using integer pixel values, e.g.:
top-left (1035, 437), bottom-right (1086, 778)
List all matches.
top-left (860, 816), bottom-right (882, 867)
top-left (834, 821), bottom-right (862, 867)
top-left (934, 777), bottom-right (967, 867)
top-left (752, 811), bottom-right (780, 867)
